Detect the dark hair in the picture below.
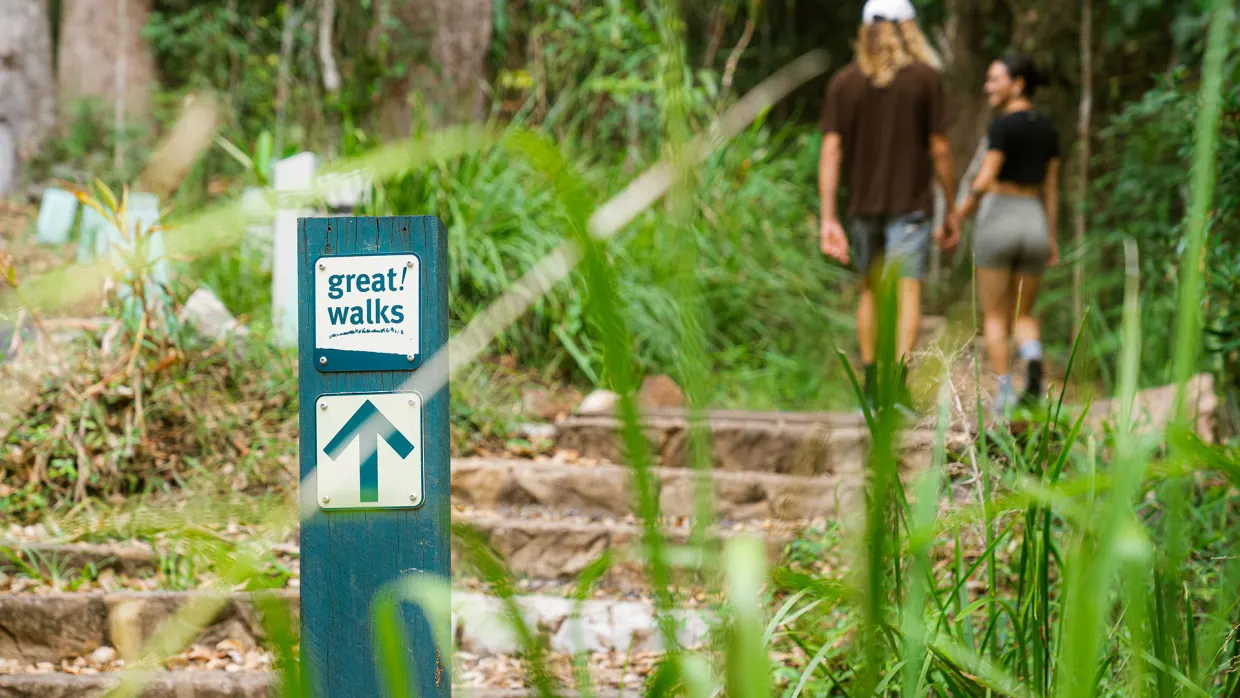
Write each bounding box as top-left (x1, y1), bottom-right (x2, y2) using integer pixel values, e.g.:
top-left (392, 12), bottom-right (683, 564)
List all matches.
top-left (1000, 52), bottom-right (1048, 92)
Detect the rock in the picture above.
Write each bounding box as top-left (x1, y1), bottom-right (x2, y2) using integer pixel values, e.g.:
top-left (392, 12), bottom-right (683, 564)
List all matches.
top-left (451, 461), bottom-right (517, 509)
top-left (179, 288), bottom-right (248, 343)
top-left (519, 595), bottom-right (573, 636)
top-left (486, 524), bottom-right (622, 580)
top-left (577, 389), bottom-right (619, 415)
top-left (671, 609), bottom-right (711, 649)
top-left (106, 598), bottom-right (145, 662)
top-left (104, 592), bottom-right (263, 663)
top-left (521, 386), bottom-right (576, 422)
top-left (89, 646), bottom-right (117, 665)
top-left (1084, 373), bottom-right (1219, 443)
top-left (639, 375), bottom-right (685, 410)
top-left (510, 464), bottom-right (630, 516)
top-left (454, 594), bottom-right (520, 655)
top-left (0, 671), bottom-right (273, 697)
top-left (550, 604), bottom-right (611, 655)
top-left (516, 423), bottom-right (558, 440)
top-left (603, 601), bottom-right (659, 653)
top-left (0, 594), bottom-right (109, 663)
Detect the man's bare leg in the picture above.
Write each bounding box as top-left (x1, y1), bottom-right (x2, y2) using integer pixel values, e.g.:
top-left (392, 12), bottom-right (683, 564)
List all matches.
top-left (857, 282), bottom-right (877, 366)
top-left (857, 280), bottom-right (878, 405)
top-left (897, 278), bottom-right (922, 361)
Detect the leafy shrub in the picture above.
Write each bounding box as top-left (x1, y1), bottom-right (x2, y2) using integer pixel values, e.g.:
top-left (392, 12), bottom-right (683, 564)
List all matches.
top-left (1087, 65), bottom-right (1240, 404)
top-left (371, 121), bottom-right (852, 407)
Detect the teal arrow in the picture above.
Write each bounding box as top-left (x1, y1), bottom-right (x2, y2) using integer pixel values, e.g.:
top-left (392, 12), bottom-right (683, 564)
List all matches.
top-left (323, 400), bottom-right (415, 503)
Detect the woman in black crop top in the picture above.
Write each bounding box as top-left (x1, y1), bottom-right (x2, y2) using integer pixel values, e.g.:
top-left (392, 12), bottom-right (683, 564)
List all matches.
top-left (951, 52), bottom-right (1061, 416)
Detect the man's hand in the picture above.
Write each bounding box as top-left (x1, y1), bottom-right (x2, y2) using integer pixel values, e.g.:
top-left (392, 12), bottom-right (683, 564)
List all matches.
top-left (935, 212), bottom-right (961, 252)
top-left (820, 218), bottom-right (850, 264)
top-left (1048, 244), bottom-right (1060, 267)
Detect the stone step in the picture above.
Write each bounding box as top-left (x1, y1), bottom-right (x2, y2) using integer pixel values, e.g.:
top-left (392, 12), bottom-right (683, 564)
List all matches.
top-left (457, 510), bottom-right (797, 583)
top-left (0, 589), bottom-right (703, 675)
top-left (452, 457), bottom-right (858, 521)
top-left (4, 512), bottom-right (799, 588)
top-left (0, 590), bottom-right (287, 666)
top-left (0, 671), bottom-right (273, 698)
top-left (555, 410), bottom-right (963, 476)
top-left (0, 672), bottom-right (625, 698)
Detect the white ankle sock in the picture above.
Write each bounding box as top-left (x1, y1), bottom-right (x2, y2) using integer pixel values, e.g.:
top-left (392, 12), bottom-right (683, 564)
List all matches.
top-left (1019, 340), bottom-right (1044, 362)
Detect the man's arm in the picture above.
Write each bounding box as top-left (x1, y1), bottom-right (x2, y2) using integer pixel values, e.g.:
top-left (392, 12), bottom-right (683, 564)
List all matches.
top-left (930, 134), bottom-right (959, 248)
top-left (819, 132), bottom-right (849, 262)
top-left (930, 134), bottom-right (957, 214)
top-left (820, 133), bottom-right (843, 225)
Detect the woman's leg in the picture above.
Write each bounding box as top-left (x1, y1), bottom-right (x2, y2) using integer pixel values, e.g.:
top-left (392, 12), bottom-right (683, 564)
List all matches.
top-left (977, 268), bottom-right (1013, 378)
top-left (1012, 274), bottom-right (1042, 346)
top-left (1013, 273), bottom-right (1045, 398)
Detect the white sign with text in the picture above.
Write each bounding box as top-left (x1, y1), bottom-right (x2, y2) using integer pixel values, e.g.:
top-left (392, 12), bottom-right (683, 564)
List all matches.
top-left (314, 254), bottom-right (420, 366)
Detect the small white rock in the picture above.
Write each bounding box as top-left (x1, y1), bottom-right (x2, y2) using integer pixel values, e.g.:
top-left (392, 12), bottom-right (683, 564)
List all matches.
top-left (454, 594), bottom-right (520, 655)
top-left (550, 604), bottom-right (610, 654)
top-left (517, 423), bottom-right (558, 440)
top-left (606, 601), bottom-right (659, 653)
top-left (179, 288), bottom-right (249, 343)
top-left (577, 389), bottom-right (619, 415)
top-left (90, 646), bottom-right (118, 665)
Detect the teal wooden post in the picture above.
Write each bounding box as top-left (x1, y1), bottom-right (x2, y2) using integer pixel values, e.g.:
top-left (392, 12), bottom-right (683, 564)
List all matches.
top-left (297, 216), bottom-right (450, 697)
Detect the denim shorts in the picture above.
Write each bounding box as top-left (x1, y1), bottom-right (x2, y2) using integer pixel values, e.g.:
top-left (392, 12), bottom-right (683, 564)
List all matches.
top-left (849, 211), bottom-right (932, 280)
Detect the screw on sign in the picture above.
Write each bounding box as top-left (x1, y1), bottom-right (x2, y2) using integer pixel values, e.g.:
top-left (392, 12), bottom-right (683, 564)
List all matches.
top-left (297, 216), bottom-right (449, 697)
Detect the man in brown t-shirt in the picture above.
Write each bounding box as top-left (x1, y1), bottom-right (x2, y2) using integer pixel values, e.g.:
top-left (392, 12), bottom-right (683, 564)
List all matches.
top-left (819, 0), bottom-right (959, 409)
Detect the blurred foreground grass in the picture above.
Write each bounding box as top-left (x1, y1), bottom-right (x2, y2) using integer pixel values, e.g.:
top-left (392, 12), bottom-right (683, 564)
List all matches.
top-left (1, 2), bottom-right (1238, 695)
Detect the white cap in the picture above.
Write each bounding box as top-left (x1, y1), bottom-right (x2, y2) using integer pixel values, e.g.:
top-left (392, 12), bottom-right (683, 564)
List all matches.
top-left (863, 0), bottom-right (916, 23)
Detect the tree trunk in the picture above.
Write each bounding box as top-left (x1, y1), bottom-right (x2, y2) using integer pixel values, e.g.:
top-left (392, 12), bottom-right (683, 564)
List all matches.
top-left (1074, 0), bottom-right (1092, 333)
top-left (0, 0), bottom-right (56, 196)
top-left (431, 0), bottom-right (493, 124)
top-left (374, 0), bottom-right (435, 139)
top-left (58, 0), bottom-right (157, 122)
top-left (375, 0), bottom-right (492, 136)
top-left (941, 0), bottom-right (992, 174)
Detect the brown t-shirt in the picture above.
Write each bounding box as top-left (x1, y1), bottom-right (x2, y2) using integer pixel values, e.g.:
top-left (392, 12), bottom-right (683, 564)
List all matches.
top-left (819, 61), bottom-right (950, 217)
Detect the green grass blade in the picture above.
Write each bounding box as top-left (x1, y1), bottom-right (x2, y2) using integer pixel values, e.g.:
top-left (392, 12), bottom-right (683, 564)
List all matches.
top-left (1054, 238), bottom-right (1147, 698)
top-left (1171, 0), bottom-right (1234, 416)
top-left (723, 537), bottom-right (773, 698)
top-left (902, 467), bottom-right (942, 698)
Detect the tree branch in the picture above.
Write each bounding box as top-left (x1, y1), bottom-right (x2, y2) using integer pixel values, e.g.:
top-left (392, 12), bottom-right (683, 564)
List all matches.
top-left (721, 1), bottom-right (760, 98)
top-left (319, 0), bottom-right (341, 93)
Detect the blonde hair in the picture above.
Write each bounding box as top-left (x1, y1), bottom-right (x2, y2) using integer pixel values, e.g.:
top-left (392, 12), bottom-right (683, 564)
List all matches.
top-left (854, 20), bottom-right (942, 87)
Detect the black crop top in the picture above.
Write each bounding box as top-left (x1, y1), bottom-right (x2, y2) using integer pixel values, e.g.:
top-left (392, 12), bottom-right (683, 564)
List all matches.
top-left (987, 110), bottom-right (1060, 184)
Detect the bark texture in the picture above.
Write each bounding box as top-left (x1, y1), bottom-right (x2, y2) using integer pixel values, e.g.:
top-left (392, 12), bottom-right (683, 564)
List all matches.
top-left (376, 0), bottom-right (493, 136)
top-left (0, 0), bottom-right (56, 195)
top-left (431, 0), bottom-right (493, 123)
top-left (57, 0), bottom-right (158, 121)
top-left (940, 0), bottom-right (994, 171)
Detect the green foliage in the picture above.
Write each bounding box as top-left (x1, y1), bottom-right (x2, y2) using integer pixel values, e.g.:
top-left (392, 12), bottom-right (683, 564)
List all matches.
top-left (369, 121), bottom-right (852, 405)
top-left (189, 244), bottom-right (272, 324)
top-left (28, 99), bottom-right (151, 189)
top-left (0, 547), bottom-right (101, 592)
top-left (147, 2), bottom-right (313, 151)
top-left (1086, 55), bottom-right (1240, 398)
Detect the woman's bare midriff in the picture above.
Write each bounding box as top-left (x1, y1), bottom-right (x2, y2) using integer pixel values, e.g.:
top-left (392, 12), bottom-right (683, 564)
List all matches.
top-left (990, 181), bottom-right (1042, 198)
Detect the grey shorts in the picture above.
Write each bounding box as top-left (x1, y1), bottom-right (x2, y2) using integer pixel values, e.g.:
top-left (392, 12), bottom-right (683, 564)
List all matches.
top-left (974, 194), bottom-right (1050, 276)
top-left (849, 211), bottom-right (932, 280)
